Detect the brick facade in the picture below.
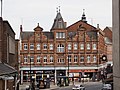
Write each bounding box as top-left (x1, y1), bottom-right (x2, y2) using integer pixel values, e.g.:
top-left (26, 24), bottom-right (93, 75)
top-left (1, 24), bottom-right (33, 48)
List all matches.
top-left (103, 27), bottom-right (112, 62)
top-left (0, 17), bottom-right (17, 90)
top-left (20, 11), bottom-right (107, 83)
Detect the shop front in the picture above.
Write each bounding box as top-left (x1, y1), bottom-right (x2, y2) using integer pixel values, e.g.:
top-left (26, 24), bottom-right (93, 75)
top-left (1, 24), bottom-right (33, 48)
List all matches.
top-left (22, 70), bottom-right (55, 82)
top-left (69, 69), bottom-right (98, 82)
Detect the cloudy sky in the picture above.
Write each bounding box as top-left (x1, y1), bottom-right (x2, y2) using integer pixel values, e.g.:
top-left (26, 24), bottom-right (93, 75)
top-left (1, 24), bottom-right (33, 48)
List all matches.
top-left (3, 0), bottom-right (112, 39)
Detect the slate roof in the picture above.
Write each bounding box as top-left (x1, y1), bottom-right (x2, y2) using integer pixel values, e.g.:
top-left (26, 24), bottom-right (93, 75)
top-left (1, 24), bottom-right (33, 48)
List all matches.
top-left (87, 31), bottom-right (98, 39)
top-left (0, 63), bottom-right (17, 76)
top-left (51, 12), bottom-right (66, 29)
top-left (20, 32), bottom-right (34, 40)
top-left (43, 32), bottom-right (54, 39)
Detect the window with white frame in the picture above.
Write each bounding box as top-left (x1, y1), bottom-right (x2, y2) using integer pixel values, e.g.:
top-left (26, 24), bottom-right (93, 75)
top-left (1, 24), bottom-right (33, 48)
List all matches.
top-left (30, 56), bottom-right (34, 63)
top-left (80, 56), bottom-right (84, 62)
top-left (87, 44), bottom-right (90, 50)
top-left (67, 55), bottom-right (71, 63)
top-left (87, 55), bottom-right (90, 63)
top-left (74, 55), bottom-right (78, 63)
top-left (24, 56), bottom-right (28, 63)
top-left (68, 44), bottom-right (71, 50)
top-left (50, 44), bottom-right (53, 50)
top-left (56, 32), bottom-right (65, 38)
top-left (93, 43), bottom-right (97, 50)
top-left (44, 56), bottom-right (47, 63)
top-left (30, 44), bottom-right (34, 50)
top-left (37, 44), bottom-right (40, 50)
top-left (93, 56), bottom-right (97, 62)
top-left (43, 44), bottom-right (47, 50)
top-left (80, 44), bottom-right (84, 50)
top-left (50, 56), bottom-right (54, 63)
top-left (57, 58), bottom-right (64, 63)
top-left (57, 44), bottom-right (64, 52)
top-left (37, 56), bottom-right (41, 63)
top-left (74, 43), bottom-right (78, 50)
top-left (24, 44), bottom-right (28, 50)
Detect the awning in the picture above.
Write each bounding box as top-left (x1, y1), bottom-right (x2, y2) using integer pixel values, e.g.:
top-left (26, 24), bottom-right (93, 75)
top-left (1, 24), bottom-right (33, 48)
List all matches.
top-left (69, 69), bottom-right (96, 73)
top-left (0, 63), bottom-right (17, 76)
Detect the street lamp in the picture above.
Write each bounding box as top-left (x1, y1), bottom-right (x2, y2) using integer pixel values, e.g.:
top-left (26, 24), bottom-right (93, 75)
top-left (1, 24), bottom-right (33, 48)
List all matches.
top-left (68, 32), bottom-right (75, 83)
top-left (28, 54), bottom-right (32, 89)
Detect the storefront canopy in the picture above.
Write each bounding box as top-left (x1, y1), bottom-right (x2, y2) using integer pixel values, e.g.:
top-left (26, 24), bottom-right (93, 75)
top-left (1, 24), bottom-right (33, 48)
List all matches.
top-left (0, 63), bottom-right (17, 76)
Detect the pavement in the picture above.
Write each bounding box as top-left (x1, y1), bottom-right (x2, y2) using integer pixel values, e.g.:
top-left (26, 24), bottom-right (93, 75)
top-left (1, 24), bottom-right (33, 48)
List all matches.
top-left (19, 82), bottom-right (61, 90)
top-left (19, 82), bottom-right (73, 90)
top-left (19, 81), bottom-right (102, 90)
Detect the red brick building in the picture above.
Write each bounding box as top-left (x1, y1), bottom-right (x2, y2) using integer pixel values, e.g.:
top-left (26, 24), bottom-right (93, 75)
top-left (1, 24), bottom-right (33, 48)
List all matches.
top-left (0, 17), bottom-right (17, 90)
top-left (103, 27), bottom-right (112, 65)
top-left (20, 10), bottom-right (106, 83)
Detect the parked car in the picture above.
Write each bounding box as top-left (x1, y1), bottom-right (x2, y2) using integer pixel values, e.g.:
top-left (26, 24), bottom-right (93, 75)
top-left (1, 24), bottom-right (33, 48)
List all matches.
top-left (102, 84), bottom-right (111, 90)
top-left (72, 84), bottom-right (85, 90)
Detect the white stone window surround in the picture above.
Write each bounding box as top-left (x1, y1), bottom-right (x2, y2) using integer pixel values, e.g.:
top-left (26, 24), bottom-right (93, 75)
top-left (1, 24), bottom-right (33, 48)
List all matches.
top-left (30, 43), bottom-right (34, 50)
top-left (24, 43), bottom-right (28, 50)
top-left (37, 44), bottom-right (40, 50)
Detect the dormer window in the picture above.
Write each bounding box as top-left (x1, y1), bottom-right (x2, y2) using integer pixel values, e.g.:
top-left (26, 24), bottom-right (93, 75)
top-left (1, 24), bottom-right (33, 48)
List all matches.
top-left (58, 21), bottom-right (62, 28)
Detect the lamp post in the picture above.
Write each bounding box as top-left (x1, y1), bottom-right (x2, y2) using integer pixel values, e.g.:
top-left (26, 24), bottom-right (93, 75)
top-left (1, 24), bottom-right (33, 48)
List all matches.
top-left (68, 53), bottom-right (70, 77)
top-left (68, 32), bottom-right (75, 84)
top-left (28, 54), bottom-right (32, 89)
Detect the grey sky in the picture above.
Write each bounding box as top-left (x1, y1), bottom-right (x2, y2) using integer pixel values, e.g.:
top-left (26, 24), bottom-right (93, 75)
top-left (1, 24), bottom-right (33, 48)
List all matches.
top-left (3, 0), bottom-right (112, 39)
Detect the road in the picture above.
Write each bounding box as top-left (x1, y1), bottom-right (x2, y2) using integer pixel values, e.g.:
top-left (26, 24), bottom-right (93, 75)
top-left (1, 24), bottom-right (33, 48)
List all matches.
top-left (56, 82), bottom-right (103, 90)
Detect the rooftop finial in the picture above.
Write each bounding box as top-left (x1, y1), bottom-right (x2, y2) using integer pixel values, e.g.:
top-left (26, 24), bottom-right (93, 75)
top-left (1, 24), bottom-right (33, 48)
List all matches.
top-left (38, 23), bottom-right (39, 26)
top-left (83, 9), bottom-right (85, 15)
top-left (58, 6), bottom-right (60, 13)
top-left (81, 9), bottom-right (87, 23)
top-left (56, 7), bottom-right (58, 13)
top-left (20, 25), bottom-right (23, 32)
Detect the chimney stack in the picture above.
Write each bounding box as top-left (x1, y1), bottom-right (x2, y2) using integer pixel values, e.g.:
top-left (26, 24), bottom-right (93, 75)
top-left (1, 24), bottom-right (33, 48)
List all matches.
top-left (20, 25), bottom-right (23, 32)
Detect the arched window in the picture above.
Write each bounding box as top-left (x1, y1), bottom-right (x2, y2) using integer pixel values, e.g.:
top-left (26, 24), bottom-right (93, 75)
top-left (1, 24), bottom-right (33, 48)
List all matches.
top-left (68, 43), bottom-right (71, 50)
top-left (87, 43), bottom-right (90, 50)
top-left (24, 56), bottom-right (28, 63)
top-left (80, 44), bottom-right (84, 50)
top-left (93, 56), bottom-right (97, 62)
top-left (87, 55), bottom-right (90, 63)
top-left (74, 43), bottom-right (78, 50)
top-left (50, 44), bottom-right (53, 50)
top-left (37, 56), bottom-right (41, 63)
top-left (93, 44), bottom-right (97, 50)
top-left (37, 44), bottom-right (40, 50)
top-left (50, 56), bottom-right (54, 63)
top-left (57, 44), bottom-right (64, 52)
top-left (80, 56), bottom-right (84, 63)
